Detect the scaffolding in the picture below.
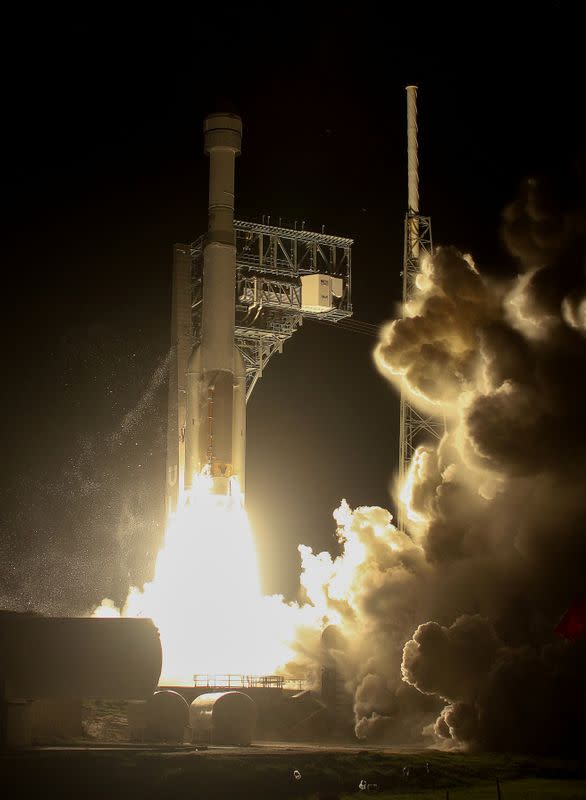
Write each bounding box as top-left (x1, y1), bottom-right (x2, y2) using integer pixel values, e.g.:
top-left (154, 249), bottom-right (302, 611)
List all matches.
top-left (193, 674), bottom-right (305, 691)
top-left (190, 220), bottom-right (353, 401)
top-left (398, 87), bottom-right (443, 531)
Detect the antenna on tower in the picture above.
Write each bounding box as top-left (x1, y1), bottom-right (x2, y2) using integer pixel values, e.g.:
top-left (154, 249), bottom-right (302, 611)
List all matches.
top-left (398, 86), bottom-right (442, 531)
top-left (406, 85), bottom-right (419, 215)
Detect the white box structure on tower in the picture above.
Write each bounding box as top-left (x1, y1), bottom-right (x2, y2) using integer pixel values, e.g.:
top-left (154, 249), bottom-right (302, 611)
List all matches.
top-left (301, 274), bottom-right (344, 313)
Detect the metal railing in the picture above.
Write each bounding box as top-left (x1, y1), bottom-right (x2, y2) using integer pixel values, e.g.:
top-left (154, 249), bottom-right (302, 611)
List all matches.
top-left (193, 674), bottom-right (305, 691)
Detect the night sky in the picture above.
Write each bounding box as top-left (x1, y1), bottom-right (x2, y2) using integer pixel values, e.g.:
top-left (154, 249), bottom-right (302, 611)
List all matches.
top-left (1, 9), bottom-right (583, 610)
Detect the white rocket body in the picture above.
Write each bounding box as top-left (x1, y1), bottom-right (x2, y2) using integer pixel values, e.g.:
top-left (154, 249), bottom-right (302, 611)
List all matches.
top-left (184, 114), bottom-right (246, 496)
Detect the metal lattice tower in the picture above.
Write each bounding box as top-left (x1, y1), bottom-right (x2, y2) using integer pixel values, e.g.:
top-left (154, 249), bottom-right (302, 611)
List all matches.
top-left (190, 220), bottom-right (353, 400)
top-left (398, 87), bottom-right (443, 530)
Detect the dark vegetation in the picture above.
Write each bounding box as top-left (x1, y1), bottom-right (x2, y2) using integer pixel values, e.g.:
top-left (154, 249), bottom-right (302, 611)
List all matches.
top-left (2, 748), bottom-right (585, 800)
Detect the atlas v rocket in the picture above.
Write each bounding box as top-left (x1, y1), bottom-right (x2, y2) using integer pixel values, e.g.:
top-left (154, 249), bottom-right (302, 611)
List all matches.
top-left (186, 113), bottom-right (247, 496)
top-left (166, 113), bottom-right (246, 509)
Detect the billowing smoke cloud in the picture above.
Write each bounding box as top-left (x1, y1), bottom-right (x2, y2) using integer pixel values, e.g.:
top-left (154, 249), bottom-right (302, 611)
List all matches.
top-left (375, 246), bottom-right (501, 407)
top-left (402, 614), bottom-right (586, 754)
top-left (298, 170), bottom-right (586, 754)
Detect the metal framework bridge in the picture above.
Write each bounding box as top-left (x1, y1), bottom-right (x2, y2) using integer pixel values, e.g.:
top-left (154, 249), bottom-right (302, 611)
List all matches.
top-left (193, 674), bottom-right (305, 691)
top-left (191, 220), bottom-right (353, 401)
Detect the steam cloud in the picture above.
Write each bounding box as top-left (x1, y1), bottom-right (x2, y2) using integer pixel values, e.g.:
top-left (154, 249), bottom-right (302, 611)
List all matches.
top-left (299, 171), bottom-right (586, 753)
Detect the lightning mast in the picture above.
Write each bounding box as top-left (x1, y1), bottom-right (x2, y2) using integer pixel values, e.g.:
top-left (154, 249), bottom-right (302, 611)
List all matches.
top-left (398, 86), bottom-right (441, 530)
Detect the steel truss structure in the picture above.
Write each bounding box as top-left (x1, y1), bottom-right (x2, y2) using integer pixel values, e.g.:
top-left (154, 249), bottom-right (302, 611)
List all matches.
top-left (399, 213), bottom-right (442, 483)
top-left (191, 220), bottom-right (353, 400)
top-left (193, 674), bottom-right (304, 691)
top-left (398, 86), bottom-right (444, 531)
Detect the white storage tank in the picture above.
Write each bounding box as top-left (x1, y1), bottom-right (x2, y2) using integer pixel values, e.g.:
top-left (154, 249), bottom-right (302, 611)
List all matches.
top-left (189, 691), bottom-right (256, 745)
top-left (145, 690), bottom-right (189, 743)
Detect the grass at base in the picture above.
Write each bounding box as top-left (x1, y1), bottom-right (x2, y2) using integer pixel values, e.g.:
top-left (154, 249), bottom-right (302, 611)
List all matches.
top-left (337, 778), bottom-right (586, 798)
top-left (2, 748), bottom-right (585, 799)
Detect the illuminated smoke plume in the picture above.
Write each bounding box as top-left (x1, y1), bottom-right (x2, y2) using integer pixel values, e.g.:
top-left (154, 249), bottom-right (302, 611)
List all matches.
top-left (299, 171), bottom-right (586, 753)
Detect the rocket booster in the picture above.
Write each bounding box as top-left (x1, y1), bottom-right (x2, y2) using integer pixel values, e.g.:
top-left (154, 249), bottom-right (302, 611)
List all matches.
top-left (184, 114), bottom-right (246, 496)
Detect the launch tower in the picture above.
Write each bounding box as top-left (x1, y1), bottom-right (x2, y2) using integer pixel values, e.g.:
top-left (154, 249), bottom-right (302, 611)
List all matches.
top-left (398, 86), bottom-right (442, 530)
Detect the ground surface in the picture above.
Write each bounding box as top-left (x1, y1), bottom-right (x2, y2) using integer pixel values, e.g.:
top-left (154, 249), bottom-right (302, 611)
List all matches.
top-left (339, 782), bottom-right (586, 799)
top-left (2, 745), bottom-right (585, 799)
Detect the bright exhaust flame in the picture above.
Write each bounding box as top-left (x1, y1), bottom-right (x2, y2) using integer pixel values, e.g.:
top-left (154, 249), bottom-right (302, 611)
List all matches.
top-left (93, 481), bottom-right (407, 688)
top-left (94, 474), bottom-right (315, 684)
top-left (399, 448), bottom-right (428, 526)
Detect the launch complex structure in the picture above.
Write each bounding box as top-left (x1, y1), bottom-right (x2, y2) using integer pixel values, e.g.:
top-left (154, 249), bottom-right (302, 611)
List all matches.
top-left (166, 90), bottom-right (444, 523)
top-left (166, 114), bottom-right (354, 512)
top-left (0, 90), bottom-right (449, 752)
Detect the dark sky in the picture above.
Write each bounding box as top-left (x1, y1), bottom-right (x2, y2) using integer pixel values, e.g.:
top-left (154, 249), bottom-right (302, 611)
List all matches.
top-left (1, 8), bottom-right (583, 609)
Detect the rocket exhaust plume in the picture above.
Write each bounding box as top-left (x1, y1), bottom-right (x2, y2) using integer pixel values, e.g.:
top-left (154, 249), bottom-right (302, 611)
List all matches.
top-left (185, 113), bottom-right (246, 496)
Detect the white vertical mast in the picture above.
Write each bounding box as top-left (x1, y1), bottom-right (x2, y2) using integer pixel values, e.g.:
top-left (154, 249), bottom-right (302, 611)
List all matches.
top-left (406, 85), bottom-right (419, 215)
top-left (406, 85), bottom-right (420, 263)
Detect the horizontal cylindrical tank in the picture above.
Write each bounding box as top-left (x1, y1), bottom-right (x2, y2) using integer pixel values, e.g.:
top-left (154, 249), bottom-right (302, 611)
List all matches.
top-left (189, 691), bottom-right (256, 745)
top-left (145, 690), bottom-right (189, 743)
top-left (0, 613), bottom-right (162, 700)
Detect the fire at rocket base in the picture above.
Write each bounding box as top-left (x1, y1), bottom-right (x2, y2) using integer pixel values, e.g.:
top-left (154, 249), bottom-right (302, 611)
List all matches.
top-left (184, 113), bottom-right (246, 497)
